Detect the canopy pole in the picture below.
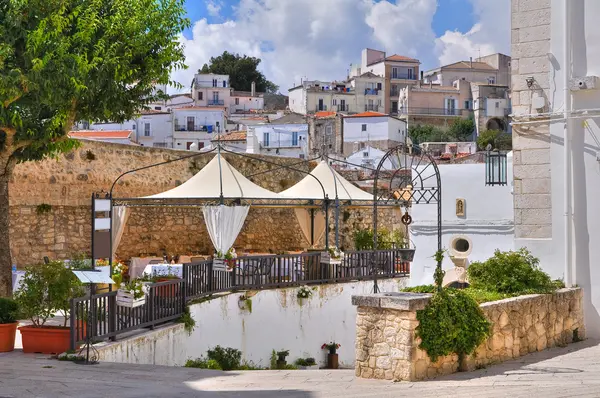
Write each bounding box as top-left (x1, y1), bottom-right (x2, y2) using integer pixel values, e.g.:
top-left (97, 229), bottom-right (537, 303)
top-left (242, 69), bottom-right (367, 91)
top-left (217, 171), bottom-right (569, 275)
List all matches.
top-left (334, 197), bottom-right (340, 248)
top-left (324, 199), bottom-right (330, 249)
top-left (310, 208), bottom-right (315, 246)
top-left (217, 133), bottom-right (224, 205)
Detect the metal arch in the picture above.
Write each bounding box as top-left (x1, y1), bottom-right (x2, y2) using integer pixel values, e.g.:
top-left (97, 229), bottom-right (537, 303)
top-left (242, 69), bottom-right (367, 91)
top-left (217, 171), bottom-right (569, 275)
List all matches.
top-left (371, 143), bottom-right (442, 293)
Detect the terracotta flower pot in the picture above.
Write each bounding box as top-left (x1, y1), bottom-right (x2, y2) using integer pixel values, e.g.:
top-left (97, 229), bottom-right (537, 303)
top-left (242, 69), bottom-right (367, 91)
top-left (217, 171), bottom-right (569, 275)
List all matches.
top-left (327, 353), bottom-right (339, 369)
top-left (155, 278), bottom-right (181, 297)
top-left (19, 325), bottom-right (72, 354)
top-left (0, 323), bottom-right (18, 353)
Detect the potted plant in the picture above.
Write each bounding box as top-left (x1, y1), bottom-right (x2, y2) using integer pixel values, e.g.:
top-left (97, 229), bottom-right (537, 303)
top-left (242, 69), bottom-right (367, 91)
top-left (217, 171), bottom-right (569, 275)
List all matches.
top-left (15, 260), bottom-right (85, 354)
top-left (321, 247), bottom-right (343, 265)
top-left (152, 269), bottom-right (181, 298)
top-left (321, 342), bottom-right (341, 369)
top-left (0, 297), bottom-right (19, 352)
top-left (295, 357), bottom-right (318, 370)
top-left (214, 248), bottom-right (237, 271)
top-left (397, 237), bottom-right (416, 262)
top-left (117, 279), bottom-right (146, 308)
top-left (276, 350), bottom-right (289, 369)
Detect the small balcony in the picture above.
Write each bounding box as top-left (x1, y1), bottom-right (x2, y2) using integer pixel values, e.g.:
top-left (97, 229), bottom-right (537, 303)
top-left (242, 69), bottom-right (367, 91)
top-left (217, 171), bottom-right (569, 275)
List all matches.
top-left (390, 91), bottom-right (400, 98)
top-left (261, 139), bottom-right (301, 148)
top-left (175, 124), bottom-right (209, 132)
top-left (208, 99), bottom-right (225, 106)
top-left (336, 104), bottom-right (349, 112)
top-left (391, 73), bottom-right (417, 81)
top-left (364, 88), bottom-right (379, 95)
top-left (399, 107), bottom-right (465, 116)
top-left (365, 105), bottom-right (380, 112)
top-left (315, 105), bottom-right (328, 112)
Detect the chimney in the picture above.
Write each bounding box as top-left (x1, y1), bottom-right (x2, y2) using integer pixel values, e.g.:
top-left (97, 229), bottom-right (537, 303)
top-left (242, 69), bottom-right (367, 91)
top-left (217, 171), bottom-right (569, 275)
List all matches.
top-left (251, 81), bottom-right (256, 97)
top-left (470, 57), bottom-right (473, 68)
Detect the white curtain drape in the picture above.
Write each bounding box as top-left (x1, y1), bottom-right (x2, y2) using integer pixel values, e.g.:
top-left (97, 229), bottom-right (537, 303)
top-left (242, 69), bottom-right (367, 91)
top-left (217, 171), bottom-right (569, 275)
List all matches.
top-left (202, 205), bottom-right (250, 255)
top-left (111, 206), bottom-right (129, 260)
top-left (294, 208), bottom-right (326, 248)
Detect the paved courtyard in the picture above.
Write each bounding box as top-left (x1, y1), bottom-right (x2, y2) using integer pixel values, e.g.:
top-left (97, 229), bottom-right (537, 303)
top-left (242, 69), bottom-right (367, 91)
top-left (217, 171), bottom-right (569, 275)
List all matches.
top-left (2, 340), bottom-right (600, 397)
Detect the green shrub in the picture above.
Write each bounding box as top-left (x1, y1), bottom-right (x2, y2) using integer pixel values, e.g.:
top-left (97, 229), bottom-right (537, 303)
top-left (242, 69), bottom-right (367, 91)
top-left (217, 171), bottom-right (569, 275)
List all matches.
top-left (416, 289), bottom-right (491, 362)
top-left (462, 288), bottom-right (512, 304)
top-left (467, 249), bottom-right (555, 294)
top-left (0, 297), bottom-right (19, 324)
top-left (206, 346), bottom-right (242, 371)
top-left (185, 358), bottom-right (222, 370)
top-left (178, 306), bottom-right (196, 336)
top-left (352, 228), bottom-right (404, 250)
top-left (295, 357), bottom-right (316, 366)
top-left (402, 285), bottom-right (435, 294)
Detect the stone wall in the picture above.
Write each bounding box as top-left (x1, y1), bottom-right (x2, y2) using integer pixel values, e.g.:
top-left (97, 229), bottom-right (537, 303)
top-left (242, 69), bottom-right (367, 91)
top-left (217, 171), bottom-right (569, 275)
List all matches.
top-left (353, 288), bottom-right (584, 381)
top-left (8, 140), bottom-right (393, 266)
top-left (511, 0), bottom-right (553, 239)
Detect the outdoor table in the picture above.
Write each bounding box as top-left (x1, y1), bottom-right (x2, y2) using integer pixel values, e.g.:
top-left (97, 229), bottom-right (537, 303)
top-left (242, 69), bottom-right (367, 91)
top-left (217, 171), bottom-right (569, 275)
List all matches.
top-left (129, 257), bottom-right (163, 278)
top-left (142, 263), bottom-right (183, 278)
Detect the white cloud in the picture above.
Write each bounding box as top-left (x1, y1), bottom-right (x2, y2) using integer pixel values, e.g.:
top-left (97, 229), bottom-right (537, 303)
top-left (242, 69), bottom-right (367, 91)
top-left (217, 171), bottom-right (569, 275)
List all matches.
top-left (206, 1), bottom-right (222, 18)
top-left (435, 0), bottom-right (510, 67)
top-left (171, 0), bottom-right (511, 93)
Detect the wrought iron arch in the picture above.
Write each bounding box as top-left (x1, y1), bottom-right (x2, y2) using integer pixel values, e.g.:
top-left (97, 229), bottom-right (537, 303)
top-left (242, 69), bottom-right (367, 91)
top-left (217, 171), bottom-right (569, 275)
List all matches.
top-left (371, 143), bottom-right (442, 293)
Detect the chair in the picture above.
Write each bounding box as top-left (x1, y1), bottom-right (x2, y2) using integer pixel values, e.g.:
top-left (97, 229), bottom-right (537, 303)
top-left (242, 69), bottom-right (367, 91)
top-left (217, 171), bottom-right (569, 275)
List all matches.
top-left (242, 257), bottom-right (274, 286)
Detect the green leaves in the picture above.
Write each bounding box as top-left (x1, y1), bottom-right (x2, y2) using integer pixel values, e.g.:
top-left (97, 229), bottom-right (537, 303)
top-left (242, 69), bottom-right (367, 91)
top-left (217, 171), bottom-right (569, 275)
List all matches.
top-left (408, 119), bottom-right (475, 145)
top-left (467, 248), bottom-right (555, 295)
top-left (476, 129), bottom-right (512, 151)
top-left (200, 51), bottom-right (279, 94)
top-left (416, 289), bottom-right (490, 362)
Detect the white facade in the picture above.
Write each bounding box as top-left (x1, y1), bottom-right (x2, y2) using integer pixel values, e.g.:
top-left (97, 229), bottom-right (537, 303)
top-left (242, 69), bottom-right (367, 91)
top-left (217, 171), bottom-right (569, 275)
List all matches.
top-left (192, 73), bottom-right (231, 110)
top-left (172, 108), bottom-right (225, 150)
top-left (167, 94), bottom-right (194, 109)
top-left (344, 146), bottom-right (394, 170)
top-left (511, 0), bottom-right (600, 337)
top-left (230, 93), bottom-right (264, 113)
top-left (410, 160), bottom-right (515, 286)
top-left (247, 123), bottom-right (308, 158)
top-left (134, 113), bottom-right (173, 148)
top-left (288, 86), bottom-right (306, 114)
top-left (343, 115), bottom-right (406, 148)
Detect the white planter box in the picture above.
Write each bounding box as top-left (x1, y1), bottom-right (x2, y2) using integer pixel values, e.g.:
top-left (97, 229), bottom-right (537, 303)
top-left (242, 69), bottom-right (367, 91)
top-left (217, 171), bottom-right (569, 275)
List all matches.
top-left (213, 259), bottom-right (227, 271)
top-left (117, 290), bottom-right (146, 308)
top-left (321, 252), bottom-right (342, 265)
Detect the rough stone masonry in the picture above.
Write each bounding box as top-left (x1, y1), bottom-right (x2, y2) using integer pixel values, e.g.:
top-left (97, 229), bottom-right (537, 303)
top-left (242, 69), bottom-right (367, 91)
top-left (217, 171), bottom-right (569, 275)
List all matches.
top-left (352, 288), bottom-right (585, 381)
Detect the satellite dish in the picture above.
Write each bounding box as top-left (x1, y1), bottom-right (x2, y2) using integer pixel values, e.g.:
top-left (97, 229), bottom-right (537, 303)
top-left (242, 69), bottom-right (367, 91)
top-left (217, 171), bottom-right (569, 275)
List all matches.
top-left (189, 142), bottom-right (198, 151)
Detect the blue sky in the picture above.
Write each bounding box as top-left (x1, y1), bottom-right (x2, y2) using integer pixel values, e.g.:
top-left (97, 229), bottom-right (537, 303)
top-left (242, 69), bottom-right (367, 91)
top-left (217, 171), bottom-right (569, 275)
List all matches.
top-left (174, 0), bottom-right (509, 92)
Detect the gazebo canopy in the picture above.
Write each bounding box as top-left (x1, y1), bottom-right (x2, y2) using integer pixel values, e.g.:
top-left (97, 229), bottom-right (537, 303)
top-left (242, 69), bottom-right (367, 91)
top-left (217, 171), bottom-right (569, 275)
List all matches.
top-left (279, 160), bottom-right (372, 201)
top-left (144, 154), bottom-right (281, 201)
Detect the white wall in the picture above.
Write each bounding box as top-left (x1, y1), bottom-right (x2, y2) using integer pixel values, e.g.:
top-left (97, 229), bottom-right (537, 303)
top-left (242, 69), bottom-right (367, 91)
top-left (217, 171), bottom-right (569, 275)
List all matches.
top-left (410, 161), bottom-right (514, 286)
top-left (252, 124), bottom-right (308, 158)
top-left (514, 0), bottom-right (600, 337)
top-left (344, 116), bottom-right (404, 144)
top-left (186, 278), bottom-right (408, 369)
top-left (135, 113), bottom-right (173, 148)
top-left (173, 109), bottom-right (225, 150)
top-left (230, 96), bottom-right (264, 113)
top-left (288, 88), bottom-right (305, 114)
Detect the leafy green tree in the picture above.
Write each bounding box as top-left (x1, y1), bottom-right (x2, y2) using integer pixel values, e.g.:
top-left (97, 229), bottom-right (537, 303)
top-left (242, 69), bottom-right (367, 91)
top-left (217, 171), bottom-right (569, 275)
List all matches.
top-left (447, 118), bottom-right (475, 141)
top-left (477, 130), bottom-right (513, 151)
top-left (0, 0), bottom-right (189, 296)
top-left (200, 51), bottom-right (279, 93)
top-left (408, 124), bottom-right (446, 144)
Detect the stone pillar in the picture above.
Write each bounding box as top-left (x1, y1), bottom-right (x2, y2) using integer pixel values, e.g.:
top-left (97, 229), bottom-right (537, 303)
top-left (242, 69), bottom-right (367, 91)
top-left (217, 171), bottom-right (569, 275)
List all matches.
top-left (352, 292), bottom-right (436, 381)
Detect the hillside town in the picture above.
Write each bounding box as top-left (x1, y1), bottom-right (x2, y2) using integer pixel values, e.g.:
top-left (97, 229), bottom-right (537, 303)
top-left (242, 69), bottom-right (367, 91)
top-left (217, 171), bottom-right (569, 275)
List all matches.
top-left (3, 1), bottom-right (600, 397)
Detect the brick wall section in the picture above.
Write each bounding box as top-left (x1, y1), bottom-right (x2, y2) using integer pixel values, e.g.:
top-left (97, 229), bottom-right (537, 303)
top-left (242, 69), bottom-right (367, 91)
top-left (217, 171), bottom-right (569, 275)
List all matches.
top-left (511, 0), bottom-right (553, 239)
top-left (8, 140), bottom-right (393, 265)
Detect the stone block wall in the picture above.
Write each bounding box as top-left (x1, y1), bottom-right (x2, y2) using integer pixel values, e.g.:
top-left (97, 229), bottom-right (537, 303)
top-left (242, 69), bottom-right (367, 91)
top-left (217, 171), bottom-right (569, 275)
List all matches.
top-left (353, 288), bottom-right (584, 381)
top-left (8, 140), bottom-right (394, 266)
top-left (511, 0), bottom-right (553, 239)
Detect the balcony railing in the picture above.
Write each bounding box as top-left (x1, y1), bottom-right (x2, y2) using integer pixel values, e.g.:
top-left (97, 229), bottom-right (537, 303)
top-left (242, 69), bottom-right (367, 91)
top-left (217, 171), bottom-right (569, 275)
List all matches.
top-left (390, 91), bottom-right (399, 98)
top-left (336, 104), bottom-right (349, 112)
top-left (365, 105), bottom-right (380, 112)
top-left (315, 105), bottom-right (328, 112)
top-left (391, 73), bottom-right (417, 80)
top-left (208, 99), bottom-right (225, 106)
top-left (399, 107), bottom-right (465, 116)
top-left (364, 88), bottom-right (379, 95)
top-left (175, 124), bottom-right (209, 132)
top-left (262, 139), bottom-right (301, 148)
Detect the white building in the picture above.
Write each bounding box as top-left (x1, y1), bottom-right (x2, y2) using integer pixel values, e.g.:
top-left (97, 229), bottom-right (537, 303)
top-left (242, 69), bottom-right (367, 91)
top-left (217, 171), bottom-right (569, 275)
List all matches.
top-left (172, 107), bottom-right (225, 150)
top-left (192, 73), bottom-right (231, 110)
top-left (423, 54), bottom-right (511, 87)
top-left (342, 112), bottom-right (406, 154)
top-left (345, 146), bottom-right (395, 170)
top-left (211, 131), bottom-right (247, 152)
top-left (167, 94), bottom-right (194, 109)
top-left (410, 159), bottom-right (515, 287)
top-left (68, 130), bottom-right (135, 145)
top-left (247, 113), bottom-right (308, 158)
top-left (510, 0), bottom-right (600, 336)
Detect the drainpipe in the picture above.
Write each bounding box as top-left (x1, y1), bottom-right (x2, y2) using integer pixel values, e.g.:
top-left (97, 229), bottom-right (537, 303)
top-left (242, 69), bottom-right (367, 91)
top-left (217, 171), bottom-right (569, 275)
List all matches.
top-left (563, 0), bottom-right (573, 287)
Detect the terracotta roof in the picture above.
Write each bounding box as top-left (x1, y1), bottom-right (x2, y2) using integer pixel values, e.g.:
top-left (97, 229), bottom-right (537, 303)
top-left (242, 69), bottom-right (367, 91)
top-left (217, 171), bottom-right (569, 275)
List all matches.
top-left (344, 111), bottom-right (387, 118)
top-left (385, 54), bottom-right (420, 63)
top-left (211, 131), bottom-right (247, 142)
top-left (314, 111), bottom-right (336, 119)
top-left (443, 61), bottom-right (497, 71)
top-left (69, 130), bottom-right (132, 139)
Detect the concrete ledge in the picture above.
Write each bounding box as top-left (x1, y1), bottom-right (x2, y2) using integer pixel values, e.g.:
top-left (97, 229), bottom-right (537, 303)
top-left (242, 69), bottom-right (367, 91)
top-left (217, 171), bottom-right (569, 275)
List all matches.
top-left (352, 292), bottom-right (432, 311)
